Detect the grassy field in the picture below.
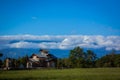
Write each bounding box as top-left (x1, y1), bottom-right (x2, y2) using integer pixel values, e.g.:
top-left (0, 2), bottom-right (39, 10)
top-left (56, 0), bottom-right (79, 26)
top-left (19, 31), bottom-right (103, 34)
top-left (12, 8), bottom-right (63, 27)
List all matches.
top-left (0, 68), bottom-right (120, 80)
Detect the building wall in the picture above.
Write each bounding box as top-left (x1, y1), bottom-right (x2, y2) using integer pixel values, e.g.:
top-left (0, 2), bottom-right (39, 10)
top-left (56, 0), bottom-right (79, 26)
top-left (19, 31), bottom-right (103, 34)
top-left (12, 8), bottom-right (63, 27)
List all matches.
top-left (32, 56), bottom-right (39, 61)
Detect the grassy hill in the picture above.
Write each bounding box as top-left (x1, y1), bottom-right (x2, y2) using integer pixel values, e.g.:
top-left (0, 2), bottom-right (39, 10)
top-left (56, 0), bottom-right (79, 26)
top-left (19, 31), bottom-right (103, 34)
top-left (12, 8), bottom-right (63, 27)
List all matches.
top-left (0, 68), bottom-right (120, 80)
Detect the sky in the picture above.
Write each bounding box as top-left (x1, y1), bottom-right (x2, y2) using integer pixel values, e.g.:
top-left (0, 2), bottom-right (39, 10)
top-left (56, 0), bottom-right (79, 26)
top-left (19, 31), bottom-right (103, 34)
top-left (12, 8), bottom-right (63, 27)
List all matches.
top-left (0, 0), bottom-right (120, 36)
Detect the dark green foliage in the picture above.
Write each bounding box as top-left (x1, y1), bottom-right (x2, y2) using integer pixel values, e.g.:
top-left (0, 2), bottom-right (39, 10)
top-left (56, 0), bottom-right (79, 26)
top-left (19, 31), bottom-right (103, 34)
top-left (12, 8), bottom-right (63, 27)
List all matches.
top-left (56, 47), bottom-right (97, 68)
top-left (96, 53), bottom-right (120, 67)
top-left (114, 54), bottom-right (120, 67)
top-left (69, 47), bottom-right (85, 68)
top-left (68, 47), bottom-right (97, 68)
top-left (85, 50), bottom-right (97, 68)
top-left (0, 60), bottom-right (3, 68)
top-left (57, 58), bottom-right (70, 68)
top-left (0, 53), bottom-right (3, 57)
top-left (96, 50), bottom-right (120, 67)
top-left (0, 53), bottom-right (3, 68)
top-left (57, 47), bottom-right (120, 68)
top-left (17, 55), bottom-right (29, 67)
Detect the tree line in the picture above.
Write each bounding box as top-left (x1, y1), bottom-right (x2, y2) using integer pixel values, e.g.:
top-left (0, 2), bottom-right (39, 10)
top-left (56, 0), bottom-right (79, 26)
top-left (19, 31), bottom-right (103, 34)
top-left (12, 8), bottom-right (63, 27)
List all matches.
top-left (57, 46), bottom-right (120, 68)
top-left (0, 46), bottom-right (120, 69)
top-left (0, 54), bottom-right (28, 69)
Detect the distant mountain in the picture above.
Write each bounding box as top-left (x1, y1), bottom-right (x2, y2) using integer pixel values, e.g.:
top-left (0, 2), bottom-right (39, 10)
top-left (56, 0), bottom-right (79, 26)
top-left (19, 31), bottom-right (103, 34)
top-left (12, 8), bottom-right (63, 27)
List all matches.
top-left (0, 48), bottom-right (39, 59)
top-left (9, 40), bottom-right (59, 44)
top-left (0, 48), bottom-right (70, 59)
top-left (0, 48), bottom-right (120, 60)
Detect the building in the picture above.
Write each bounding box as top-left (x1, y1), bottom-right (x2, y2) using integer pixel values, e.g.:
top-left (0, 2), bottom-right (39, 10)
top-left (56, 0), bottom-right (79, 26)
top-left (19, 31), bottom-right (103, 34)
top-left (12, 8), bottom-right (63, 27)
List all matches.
top-left (26, 49), bottom-right (57, 68)
top-left (5, 58), bottom-right (11, 70)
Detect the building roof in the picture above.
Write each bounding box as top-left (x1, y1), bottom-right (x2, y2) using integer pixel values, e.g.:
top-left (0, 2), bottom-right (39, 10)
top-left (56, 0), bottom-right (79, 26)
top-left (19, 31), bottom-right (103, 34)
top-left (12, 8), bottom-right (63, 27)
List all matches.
top-left (39, 49), bottom-right (48, 53)
top-left (36, 54), bottom-right (47, 58)
top-left (29, 58), bottom-right (39, 62)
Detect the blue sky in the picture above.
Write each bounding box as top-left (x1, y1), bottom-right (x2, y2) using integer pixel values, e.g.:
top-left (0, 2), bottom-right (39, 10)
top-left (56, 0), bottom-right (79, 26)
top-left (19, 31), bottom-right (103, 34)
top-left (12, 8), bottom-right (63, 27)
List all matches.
top-left (0, 0), bottom-right (120, 35)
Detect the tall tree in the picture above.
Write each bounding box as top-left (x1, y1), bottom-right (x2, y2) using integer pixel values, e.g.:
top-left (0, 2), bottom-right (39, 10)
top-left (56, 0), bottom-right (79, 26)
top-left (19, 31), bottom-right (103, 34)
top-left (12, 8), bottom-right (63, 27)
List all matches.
top-left (69, 46), bottom-right (85, 68)
top-left (86, 50), bottom-right (96, 61)
top-left (85, 50), bottom-right (96, 67)
top-left (0, 53), bottom-right (3, 57)
top-left (0, 53), bottom-right (3, 68)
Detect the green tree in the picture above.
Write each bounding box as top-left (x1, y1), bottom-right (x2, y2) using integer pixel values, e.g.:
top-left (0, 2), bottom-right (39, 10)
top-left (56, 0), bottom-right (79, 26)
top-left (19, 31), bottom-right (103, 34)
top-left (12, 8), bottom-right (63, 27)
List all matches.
top-left (0, 53), bottom-right (3, 57)
top-left (85, 50), bottom-right (96, 67)
top-left (69, 46), bottom-right (85, 68)
top-left (57, 58), bottom-right (63, 68)
top-left (17, 55), bottom-right (29, 68)
top-left (0, 53), bottom-right (3, 68)
top-left (96, 50), bottom-right (117, 67)
top-left (114, 54), bottom-right (120, 67)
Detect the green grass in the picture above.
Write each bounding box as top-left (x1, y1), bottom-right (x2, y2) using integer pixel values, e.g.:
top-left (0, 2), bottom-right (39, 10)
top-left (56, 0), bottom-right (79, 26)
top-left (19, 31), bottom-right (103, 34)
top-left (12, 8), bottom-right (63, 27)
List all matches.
top-left (0, 68), bottom-right (120, 80)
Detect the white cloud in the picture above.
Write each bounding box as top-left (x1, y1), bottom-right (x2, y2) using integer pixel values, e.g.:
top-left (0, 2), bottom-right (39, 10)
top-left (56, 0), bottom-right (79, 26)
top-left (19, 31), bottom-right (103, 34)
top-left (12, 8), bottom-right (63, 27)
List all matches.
top-left (0, 35), bottom-right (120, 51)
top-left (8, 41), bottom-right (38, 48)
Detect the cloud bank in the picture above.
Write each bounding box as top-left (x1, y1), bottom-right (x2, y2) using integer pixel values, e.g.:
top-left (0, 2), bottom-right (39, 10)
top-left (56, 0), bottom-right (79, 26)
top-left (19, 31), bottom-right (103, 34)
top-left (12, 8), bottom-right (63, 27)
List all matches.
top-left (0, 34), bottom-right (120, 50)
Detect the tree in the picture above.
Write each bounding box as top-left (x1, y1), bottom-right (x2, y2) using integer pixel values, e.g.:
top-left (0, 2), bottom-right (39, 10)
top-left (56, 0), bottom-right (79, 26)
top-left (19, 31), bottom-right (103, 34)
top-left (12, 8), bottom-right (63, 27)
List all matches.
top-left (85, 50), bottom-right (96, 67)
top-left (69, 46), bottom-right (85, 68)
top-left (0, 53), bottom-right (3, 68)
top-left (0, 60), bottom-right (2, 68)
top-left (57, 58), bottom-right (63, 68)
top-left (95, 50), bottom-right (119, 68)
top-left (17, 55), bottom-right (29, 68)
top-left (86, 50), bottom-right (96, 61)
top-left (0, 53), bottom-right (3, 57)
top-left (114, 54), bottom-right (120, 67)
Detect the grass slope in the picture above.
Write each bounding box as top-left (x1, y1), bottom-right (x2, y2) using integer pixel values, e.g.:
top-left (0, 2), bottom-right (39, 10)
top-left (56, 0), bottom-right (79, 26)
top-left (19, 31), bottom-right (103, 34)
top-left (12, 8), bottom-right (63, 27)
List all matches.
top-left (0, 68), bottom-right (120, 80)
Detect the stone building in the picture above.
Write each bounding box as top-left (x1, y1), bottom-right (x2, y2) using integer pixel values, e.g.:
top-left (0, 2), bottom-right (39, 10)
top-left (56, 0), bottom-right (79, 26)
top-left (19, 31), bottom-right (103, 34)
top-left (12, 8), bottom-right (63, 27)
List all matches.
top-left (26, 49), bottom-right (57, 68)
